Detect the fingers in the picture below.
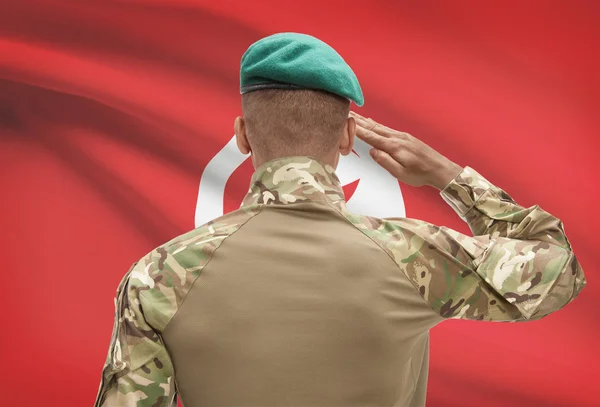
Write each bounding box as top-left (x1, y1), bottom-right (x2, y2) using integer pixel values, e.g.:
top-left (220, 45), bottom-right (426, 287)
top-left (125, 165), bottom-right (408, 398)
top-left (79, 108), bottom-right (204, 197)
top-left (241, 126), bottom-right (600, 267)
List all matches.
top-left (350, 111), bottom-right (411, 180)
top-left (350, 112), bottom-right (388, 136)
top-left (349, 111), bottom-right (412, 141)
top-left (369, 148), bottom-right (406, 179)
top-left (350, 111), bottom-right (381, 129)
top-left (355, 123), bottom-right (399, 152)
top-left (348, 110), bottom-right (368, 121)
top-left (350, 112), bottom-right (396, 151)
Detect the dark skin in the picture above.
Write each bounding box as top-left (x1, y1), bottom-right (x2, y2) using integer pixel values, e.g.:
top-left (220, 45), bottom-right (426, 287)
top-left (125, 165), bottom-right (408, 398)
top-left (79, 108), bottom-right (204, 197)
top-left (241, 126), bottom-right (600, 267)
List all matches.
top-left (350, 111), bottom-right (463, 190)
top-left (234, 111), bottom-right (463, 191)
top-left (234, 115), bottom-right (356, 170)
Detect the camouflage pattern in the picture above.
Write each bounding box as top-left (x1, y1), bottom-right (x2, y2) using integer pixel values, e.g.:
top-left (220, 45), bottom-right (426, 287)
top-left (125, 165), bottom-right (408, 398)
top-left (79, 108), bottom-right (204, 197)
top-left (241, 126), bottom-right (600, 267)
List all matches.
top-left (241, 156), bottom-right (586, 322)
top-left (241, 155), bottom-right (347, 211)
top-left (97, 155), bottom-right (586, 405)
top-left (95, 206), bottom-right (262, 407)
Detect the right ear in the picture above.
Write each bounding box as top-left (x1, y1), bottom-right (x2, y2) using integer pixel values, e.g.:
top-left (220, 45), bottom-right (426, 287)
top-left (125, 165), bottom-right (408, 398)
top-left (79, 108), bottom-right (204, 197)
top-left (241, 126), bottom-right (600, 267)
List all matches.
top-left (339, 116), bottom-right (356, 156)
top-left (234, 116), bottom-right (251, 155)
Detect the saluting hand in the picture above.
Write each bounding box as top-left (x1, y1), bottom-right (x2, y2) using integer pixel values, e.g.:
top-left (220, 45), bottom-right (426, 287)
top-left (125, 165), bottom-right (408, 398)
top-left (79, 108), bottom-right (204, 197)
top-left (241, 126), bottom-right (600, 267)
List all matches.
top-left (350, 111), bottom-right (463, 190)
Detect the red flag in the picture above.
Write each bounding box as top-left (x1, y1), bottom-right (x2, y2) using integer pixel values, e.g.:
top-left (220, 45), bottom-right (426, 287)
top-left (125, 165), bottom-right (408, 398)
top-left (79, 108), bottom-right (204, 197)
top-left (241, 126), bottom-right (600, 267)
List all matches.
top-left (0, 1), bottom-right (598, 406)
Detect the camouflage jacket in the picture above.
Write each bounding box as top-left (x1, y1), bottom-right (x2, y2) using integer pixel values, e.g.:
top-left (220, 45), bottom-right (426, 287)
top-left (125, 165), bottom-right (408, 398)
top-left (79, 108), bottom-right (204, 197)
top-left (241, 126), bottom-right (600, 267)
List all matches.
top-left (95, 156), bottom-right (586, 407)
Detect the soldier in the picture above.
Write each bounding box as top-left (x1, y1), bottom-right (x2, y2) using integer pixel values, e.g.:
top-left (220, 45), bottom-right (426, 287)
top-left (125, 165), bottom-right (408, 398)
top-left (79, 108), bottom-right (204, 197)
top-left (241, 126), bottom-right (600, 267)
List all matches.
top-left (95, 33), bottom-right (586, 407)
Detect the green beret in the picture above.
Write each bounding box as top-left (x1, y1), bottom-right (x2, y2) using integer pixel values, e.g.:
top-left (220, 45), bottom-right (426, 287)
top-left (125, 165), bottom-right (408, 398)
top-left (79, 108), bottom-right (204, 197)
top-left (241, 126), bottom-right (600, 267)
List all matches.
top-left (240, 33), bottom-right (364, 106)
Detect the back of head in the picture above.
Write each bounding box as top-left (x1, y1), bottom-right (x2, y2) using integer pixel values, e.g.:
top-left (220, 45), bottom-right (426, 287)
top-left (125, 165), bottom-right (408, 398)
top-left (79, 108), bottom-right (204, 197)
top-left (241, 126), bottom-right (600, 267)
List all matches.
top-left (241, 88), bottom-right (350, 161)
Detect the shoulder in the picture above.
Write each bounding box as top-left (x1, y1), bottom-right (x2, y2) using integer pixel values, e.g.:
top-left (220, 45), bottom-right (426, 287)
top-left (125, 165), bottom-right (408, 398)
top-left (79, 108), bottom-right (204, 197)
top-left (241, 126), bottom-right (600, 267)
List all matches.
top-left (342, 210), bottom-right (426, 259)
top-left (128, 205), bottom-right (263, 330)
top-left (162, 205), bottom-right (263, 257)
top-left (342, 210), bottom-right (481, 264)
top-left (340, 210), bottom-right (470, 290)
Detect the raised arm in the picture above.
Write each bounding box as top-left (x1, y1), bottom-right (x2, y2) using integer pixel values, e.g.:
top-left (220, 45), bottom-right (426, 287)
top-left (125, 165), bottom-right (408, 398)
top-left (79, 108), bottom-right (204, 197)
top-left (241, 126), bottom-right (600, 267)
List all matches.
top-left (350, 111), bottom-right (586, 321)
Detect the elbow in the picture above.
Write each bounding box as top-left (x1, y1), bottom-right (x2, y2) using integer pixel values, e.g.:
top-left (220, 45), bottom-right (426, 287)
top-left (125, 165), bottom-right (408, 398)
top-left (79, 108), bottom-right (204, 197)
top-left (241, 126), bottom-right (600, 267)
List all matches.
top-left (525, 252), bottom-right (586, 320)
top-left (565, 253), bottom-right (586, 301)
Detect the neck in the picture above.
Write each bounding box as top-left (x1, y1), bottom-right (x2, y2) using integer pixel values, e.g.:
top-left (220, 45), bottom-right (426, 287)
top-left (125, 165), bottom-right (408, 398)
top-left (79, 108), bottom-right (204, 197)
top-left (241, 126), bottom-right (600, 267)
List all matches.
top-left (241, 155), bottom-right (347, 212)
top-left (251, 150), bottom-right (339, 170)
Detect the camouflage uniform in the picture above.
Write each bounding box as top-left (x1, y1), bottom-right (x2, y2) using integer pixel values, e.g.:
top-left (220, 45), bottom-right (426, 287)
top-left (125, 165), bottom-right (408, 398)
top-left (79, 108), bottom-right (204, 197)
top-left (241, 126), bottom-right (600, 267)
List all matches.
top-left (95, 156), bottom-right (586, 407)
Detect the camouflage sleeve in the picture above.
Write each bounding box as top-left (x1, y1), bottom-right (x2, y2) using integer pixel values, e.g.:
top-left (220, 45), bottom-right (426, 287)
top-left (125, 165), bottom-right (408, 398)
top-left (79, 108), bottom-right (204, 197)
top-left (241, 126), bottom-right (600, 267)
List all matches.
top-left (94, 262), bottom-right (177, 407)
top-left (387, 166), bottom-right (586, 322)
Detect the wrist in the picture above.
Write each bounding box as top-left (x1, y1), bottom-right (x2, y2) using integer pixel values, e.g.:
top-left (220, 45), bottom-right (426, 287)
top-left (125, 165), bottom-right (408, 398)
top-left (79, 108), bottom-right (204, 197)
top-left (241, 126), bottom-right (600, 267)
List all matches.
top-left (429, 161), bottom-right (463, 190)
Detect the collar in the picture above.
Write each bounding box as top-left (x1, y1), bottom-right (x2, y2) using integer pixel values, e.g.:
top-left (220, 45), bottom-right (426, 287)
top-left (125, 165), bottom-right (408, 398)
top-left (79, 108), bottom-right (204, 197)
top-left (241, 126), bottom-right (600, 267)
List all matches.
top-left (240, 155), bottom-right (347, 211)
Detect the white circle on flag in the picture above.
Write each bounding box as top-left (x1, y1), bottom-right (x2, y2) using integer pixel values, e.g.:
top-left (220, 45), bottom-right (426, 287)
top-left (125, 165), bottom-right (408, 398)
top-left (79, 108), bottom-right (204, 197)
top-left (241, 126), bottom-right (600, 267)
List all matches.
top-left (194, 135), bottom-right (405, 228)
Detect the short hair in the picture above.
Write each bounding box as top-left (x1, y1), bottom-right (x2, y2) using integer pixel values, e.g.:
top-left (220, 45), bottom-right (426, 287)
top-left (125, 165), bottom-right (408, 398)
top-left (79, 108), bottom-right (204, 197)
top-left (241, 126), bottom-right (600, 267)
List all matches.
top-left (241, 89), bottom-right (350, 160)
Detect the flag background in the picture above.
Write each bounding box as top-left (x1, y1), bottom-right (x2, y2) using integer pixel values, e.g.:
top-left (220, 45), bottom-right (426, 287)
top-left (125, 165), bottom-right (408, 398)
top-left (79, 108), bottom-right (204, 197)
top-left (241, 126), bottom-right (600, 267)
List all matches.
top-left (0, 1), bottom-right (598, 406)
